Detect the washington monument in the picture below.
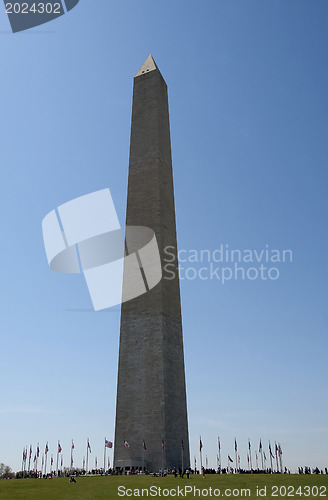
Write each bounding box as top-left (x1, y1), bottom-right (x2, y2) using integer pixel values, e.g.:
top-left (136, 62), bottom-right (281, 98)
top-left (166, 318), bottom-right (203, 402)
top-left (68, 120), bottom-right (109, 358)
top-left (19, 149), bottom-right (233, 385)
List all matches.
top-left (114, 55), bottom-right (190, 472)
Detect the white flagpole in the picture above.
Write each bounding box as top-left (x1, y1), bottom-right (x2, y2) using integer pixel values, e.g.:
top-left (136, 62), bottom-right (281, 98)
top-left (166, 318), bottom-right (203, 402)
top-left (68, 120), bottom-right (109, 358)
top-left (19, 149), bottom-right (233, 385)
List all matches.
top-left (248, 440), bottom-right (253, 472)
top-left (218, 437), bottom-right (221, 473)
top-left (234, 439), bottom-right (238, 473)
top-left (86, 439), bottom-right (89, 475)
top-left (56, 442), bottom-right (59, 475)
top-left (45, 449), bottom-right (48, 476)
top-left (104, 438), bottom-right (106, 472)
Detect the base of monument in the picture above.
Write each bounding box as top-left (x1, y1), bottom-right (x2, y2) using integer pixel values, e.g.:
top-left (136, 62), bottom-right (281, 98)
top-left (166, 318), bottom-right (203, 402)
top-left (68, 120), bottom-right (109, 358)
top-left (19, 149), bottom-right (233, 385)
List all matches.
top-left (114, 459), bottom-right (146, 472)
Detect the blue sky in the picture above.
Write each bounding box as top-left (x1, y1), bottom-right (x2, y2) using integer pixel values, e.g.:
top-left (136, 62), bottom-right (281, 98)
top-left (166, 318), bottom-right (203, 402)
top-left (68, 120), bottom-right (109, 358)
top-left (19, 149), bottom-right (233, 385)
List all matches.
top-left (0, 0), bottom-right (327, 473)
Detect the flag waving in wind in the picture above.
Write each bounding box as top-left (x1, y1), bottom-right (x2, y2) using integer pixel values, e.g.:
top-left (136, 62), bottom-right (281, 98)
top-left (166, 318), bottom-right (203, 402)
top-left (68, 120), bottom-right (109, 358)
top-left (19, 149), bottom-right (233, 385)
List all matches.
top-left (143, 441), bottom-right (147, 451)
top-left (235, 438), bottom-right (238, 452)
top-left (124, 440), bottom-right (130, 448)
top-left (228, 455), bottom-right (233, 462)
top-left (200, 438), bottom-right (203, 452)
top-left (58, 442), bottom-right (62, 453)
top-left (105, 440), bottom-right (113, 449)
top-left (87, 440), bottom-right (92, 453)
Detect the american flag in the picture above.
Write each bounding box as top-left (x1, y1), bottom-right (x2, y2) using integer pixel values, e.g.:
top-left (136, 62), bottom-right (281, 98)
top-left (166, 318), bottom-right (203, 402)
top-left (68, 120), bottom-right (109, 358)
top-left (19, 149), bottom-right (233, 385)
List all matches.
top-left (218, 437), bottom-right (221, 451)
top-left (161, 440), bottom-right (165, 451)
top-left (51, 455), bottom-right (53, 466)
top-left (124, 440), bottom-right (130, 448)
top-left (269, 442), bottom-right (275, 458)
top-left (72, 441), bottom-right (75, 450)
top-left (45, 443), bottom-right (49, 455)
top-left (181, 440), bottom-right (184, 451)
top-left (58, 443), bottom-right (62, 453)
top-left (143, 441), bottom-right (147, 451)
top-left (87, 440), bottom-right (92, 453)
top-left (200, 438), bottom-right (203, 452)
top-left (259, 439), bottom-right (262, 452)
top-left (228, 455), bottom-right (233, 462)
top-left (235, 438), bottom-right (238, 452)
top-left (248, 439), bottom-right (251, 450)
top-left (105, 440), bottom-right (113, 449)
top-left (37, 445), bottom-right (40, 458)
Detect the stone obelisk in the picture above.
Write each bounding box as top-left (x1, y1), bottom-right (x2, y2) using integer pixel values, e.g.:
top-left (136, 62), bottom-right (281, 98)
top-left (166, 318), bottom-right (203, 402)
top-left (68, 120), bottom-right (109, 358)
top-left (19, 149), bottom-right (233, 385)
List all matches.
top-left (114, 55), bottom-right (190, 472)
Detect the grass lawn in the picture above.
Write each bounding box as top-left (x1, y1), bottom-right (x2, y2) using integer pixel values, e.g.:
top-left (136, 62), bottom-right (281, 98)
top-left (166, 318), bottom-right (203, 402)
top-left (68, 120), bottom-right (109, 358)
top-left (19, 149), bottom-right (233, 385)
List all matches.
top-left (0, 474), bottom-right (327, 500)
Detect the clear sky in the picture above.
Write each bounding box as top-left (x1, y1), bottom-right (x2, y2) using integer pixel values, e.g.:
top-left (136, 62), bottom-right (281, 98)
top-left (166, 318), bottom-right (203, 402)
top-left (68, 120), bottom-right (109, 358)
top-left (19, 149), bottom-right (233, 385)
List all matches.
top-left (0, 0), bottom-right (327, 473)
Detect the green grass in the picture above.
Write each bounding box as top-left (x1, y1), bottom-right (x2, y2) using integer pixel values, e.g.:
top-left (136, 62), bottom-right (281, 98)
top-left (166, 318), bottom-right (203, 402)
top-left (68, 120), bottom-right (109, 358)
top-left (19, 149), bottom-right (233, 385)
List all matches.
top-left (0, 474), bottom-right (327, 500)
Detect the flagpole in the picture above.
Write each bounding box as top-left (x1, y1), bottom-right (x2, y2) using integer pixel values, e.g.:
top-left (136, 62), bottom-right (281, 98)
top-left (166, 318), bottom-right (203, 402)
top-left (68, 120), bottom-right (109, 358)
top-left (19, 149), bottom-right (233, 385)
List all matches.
top-left (56, 442), bottom-right (59, 476)
top-left (248, 440), bottom-right (252, 472)
top-left (234, 438), bottom-right (238, 473)
top-left (104, 438), bottom-right (106, 473)
top-left (279, 444), bottom-right (283, 473)
top-left (259, 440), bottom-right (264, 471)
top-left (36, 444), bottom-right (39, 475)
top-left (45, 450), bottom-right (48, 476)
top-left (23, 447), bottom-right (26, 478)
top-left (142, 441), bottom-right (144, 473)
top-left (218, 437), bottom-right (221, 473)
top-left (199, 436), bottom-right (203, 474)
top-left (123, 441), bottom-right (126, 474)
top-left (269, 442), bottom-right (273, 473)
top-left (275, 442), bottom-right (279, 473)
top-left (86, 439), bottom-right (89, 475)
top-left (181, 441), bottom-right (184, 473)
top-left (28, 446), bottom-right (31, 476)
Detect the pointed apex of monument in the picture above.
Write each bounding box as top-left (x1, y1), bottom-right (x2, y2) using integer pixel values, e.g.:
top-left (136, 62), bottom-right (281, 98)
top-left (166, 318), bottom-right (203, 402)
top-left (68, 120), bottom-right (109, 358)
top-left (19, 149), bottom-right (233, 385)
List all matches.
top-left (135, 54), bottom-right (159, 77)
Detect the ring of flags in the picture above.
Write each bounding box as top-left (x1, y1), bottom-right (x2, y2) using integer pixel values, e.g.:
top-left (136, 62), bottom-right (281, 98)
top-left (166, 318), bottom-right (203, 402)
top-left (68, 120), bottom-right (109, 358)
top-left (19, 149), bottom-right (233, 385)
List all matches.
top-left (20, 437), bottom-right (284, 475)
